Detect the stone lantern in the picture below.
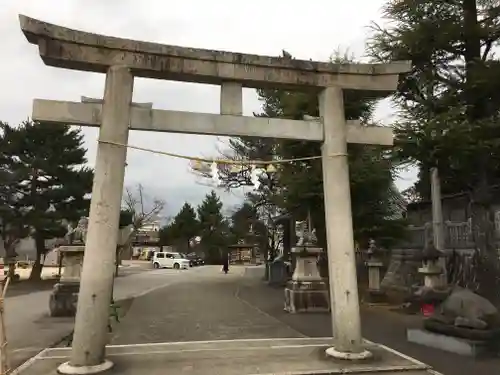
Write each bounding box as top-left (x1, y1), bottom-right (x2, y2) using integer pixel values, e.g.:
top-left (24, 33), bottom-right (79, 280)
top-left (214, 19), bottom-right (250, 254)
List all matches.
top-left (418, 239), bottom-right (444, 289)
top-left (49, 219), bottom-right (134, 317)
top-left (49, 217), bottom-right (87, 317)
top-left (365, 239), bottom-right (386, 303)
top-left (284, 210), bottom-right (329, 313)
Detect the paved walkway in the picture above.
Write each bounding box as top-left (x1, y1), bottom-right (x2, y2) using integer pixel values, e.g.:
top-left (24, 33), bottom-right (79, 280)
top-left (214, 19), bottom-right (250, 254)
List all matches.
top-left (111, 266), bottom-right (302, 344)
top-left (21, 266), bottom-right (435, 374)
top-left (7, 265), bottom-right (200, 369)
top-left (237, 267), bottom-right (500, 375)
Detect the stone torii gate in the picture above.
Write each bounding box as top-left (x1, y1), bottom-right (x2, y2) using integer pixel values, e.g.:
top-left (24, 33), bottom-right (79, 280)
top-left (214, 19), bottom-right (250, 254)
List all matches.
top-left (20, 14), bottom-right (410, 374)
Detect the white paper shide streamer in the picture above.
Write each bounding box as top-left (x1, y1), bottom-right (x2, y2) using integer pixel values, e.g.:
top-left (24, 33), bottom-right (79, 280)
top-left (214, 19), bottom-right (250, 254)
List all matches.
top-left (250, 165), bottom-right (263, 189)
top-left (210, 162), bottom-right (220, 186)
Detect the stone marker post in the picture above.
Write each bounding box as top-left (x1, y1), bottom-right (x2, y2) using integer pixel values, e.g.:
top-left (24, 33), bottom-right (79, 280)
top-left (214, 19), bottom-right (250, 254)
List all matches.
top-left (58, 66), bottom-right (134, 374)
top-left (320, 87), bottom-right (371, 359)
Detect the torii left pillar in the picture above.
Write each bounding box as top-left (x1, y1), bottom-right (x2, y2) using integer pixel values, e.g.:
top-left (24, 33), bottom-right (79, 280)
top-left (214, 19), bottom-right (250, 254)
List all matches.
top-left (58, 66), bottom-right (134, 374)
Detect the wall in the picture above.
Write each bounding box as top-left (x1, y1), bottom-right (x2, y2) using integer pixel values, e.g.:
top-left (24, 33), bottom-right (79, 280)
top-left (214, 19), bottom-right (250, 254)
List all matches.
top-left (0, 236), bottom-right (62, 264)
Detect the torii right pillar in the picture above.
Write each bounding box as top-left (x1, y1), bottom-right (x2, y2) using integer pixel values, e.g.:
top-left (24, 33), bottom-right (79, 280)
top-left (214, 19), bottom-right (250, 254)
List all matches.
top-left (320, 87), bottom-right (370, 359)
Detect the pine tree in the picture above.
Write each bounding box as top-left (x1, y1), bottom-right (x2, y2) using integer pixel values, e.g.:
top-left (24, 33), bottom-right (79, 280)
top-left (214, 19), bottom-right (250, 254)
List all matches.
top-left (196, 191), bottom-right (229, 263)
top-left (368, 0), bottom-right (500, 299)
top-left (0, 121), bottom-right (93, 280)
top-left (169, 202), bottom-right (199, 251)
top-left (0, 123), bottom-right (31, 278)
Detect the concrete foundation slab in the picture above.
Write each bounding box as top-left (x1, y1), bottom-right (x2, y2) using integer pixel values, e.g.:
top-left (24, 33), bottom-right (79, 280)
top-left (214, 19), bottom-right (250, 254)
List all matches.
top-left (407, 328), bottom-right (499, 357)
top-left (15, 338), bottom-right (438, 375)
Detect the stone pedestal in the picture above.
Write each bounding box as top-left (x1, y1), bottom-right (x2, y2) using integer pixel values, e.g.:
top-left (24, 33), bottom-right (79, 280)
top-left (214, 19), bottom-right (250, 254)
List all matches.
top-left (49, 245), bottom-right (84, 317)
top-left (366, 260), bottom-right (386, 303)
top-left (284, 246), bottom-right (329, 313)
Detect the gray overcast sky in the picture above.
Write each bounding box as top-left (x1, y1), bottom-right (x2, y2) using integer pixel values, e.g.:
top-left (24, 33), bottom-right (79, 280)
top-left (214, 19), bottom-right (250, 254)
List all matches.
top-left (1, 0), bottom-right (416, 218)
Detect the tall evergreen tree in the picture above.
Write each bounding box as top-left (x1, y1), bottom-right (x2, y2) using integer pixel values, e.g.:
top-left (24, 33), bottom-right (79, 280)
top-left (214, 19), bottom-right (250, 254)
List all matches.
top-left (0, 121), bottom-right (93, 280)
top-left (0, 123), bottom-right (31, 278)
top-left (197, 191), bottom-right (229, 263)
top-left (368, 0), bottom-right (500, 299)
top-left (368, 0), bottom-right (500, 198)
top-left (168, 202), bottom-right (199, 251)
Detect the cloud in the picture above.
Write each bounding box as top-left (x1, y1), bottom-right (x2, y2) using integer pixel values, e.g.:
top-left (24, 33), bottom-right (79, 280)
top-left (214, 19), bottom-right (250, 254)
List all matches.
top-left (1, 0), bottom-right (417, 218)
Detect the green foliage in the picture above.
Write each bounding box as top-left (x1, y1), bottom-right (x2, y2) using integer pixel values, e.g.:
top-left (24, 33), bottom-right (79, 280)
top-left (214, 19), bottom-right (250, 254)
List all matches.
top-left (369, 0), bottom-right (500, 299)
top-left (225, 51), bottom-right (407, 248)
top-left (230, 202), bottom-right (256, 241)
top-left (159, 222), bottom-right (174, 246)
top-left (196, 191), bottom-right (229, 263)
top-left (0, 120), bottom-right (93, 279)
top-left (0, 123), bottom-right (31, 258)
top-left (367, 0), bottom-right (500, 198)
top-left (162, 202), bottom-right (199, 249)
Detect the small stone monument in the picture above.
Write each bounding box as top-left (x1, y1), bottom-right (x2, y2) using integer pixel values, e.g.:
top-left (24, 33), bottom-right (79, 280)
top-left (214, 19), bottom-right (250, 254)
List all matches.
top-left (365, 239), bottom-right (386, 303)
top-left (284, 211), bottom-right (329, 313)
top-left (49, 217), bottom-right (88, 317)
top-left (405, 239), bottom-right (449, 316)
top-left (419, 239), bottom-right (444, 289)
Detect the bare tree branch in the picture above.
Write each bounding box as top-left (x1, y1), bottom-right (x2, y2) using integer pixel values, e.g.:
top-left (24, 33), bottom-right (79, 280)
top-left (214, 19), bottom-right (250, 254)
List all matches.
top-left (123, 183), bottom-right (165, 231)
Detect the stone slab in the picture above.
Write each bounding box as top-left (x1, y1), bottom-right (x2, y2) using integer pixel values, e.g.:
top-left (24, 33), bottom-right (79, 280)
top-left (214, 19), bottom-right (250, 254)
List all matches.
top-left (19, 15), bottom-right (410, 93)
top-left (32, 99), bottom-right (394, 145)
top-left (407, 328), bottom-right (498, 357)
top-left (14, 338), bottom-right (437, 375)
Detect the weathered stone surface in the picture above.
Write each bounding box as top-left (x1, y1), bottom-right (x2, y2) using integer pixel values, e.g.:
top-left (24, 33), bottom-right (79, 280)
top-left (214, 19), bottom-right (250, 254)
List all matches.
top-left (19, 15), bottom-right (410, 93)
top-left (58, 246), bottom-right (85, 282)
top-left (32, 99), bottom-right (395, 145)
top-left (268, 259), bottom-right (290, 286)
top-left (290, 246), bottom-right (322, 279)
top-left (49, 282), bottom-right (80, 317)
top-left (429, 287), bottom-right (499, 329)
top-left (381, 248), bottom-right (422, 293)
top-left (407, 328), bottom-right (499, 357)
top-left (49, 246), bottom-right (85, 317)
top-left (284, 280), bottom-right (330, 313)
top-left (18, 338), bottom-right (436, 375)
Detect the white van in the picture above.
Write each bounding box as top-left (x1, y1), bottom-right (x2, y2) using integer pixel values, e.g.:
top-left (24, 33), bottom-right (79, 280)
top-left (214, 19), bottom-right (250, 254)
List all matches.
top-left (152, 252), bottom-right (190, 270)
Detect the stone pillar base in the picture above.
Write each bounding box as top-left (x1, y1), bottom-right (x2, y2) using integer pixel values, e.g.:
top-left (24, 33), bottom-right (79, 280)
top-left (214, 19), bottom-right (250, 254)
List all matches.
top-left (49, 282), bottom-right (80, 317)
top-left (57, 359), bottom-right (114, 374)
top-left (284, 280), bottom-right (330, 313)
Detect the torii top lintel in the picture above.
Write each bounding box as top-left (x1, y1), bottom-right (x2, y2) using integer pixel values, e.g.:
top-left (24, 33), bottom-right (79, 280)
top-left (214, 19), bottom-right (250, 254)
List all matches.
top-left (19, 14), bottom-right (411, 94)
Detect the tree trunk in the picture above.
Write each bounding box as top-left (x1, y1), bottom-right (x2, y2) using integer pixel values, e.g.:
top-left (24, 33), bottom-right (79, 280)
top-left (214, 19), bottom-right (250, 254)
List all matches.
top-left (6, 263), bottom-right (16, 281)
top-left (4, 248), bottom-right (17, 281)
top-left (29, 233), bottom-right (45, 281)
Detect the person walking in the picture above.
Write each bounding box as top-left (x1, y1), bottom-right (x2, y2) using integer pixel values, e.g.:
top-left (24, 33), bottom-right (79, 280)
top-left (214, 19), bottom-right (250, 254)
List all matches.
top-left (222, 253), bottom-right (229, 274)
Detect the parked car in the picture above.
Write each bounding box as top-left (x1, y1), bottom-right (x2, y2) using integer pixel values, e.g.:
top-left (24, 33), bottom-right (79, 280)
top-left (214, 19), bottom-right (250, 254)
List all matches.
top-left (181, 253), bottom-right (204, 267)
top-left (184, 253), bottom-right (206, 266)
top-left (152, 252), bottom-right (190, 270)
